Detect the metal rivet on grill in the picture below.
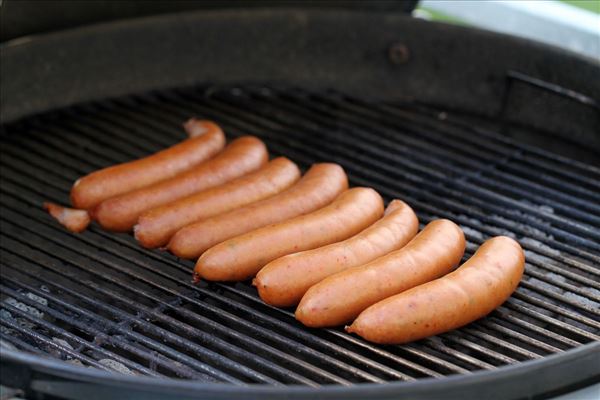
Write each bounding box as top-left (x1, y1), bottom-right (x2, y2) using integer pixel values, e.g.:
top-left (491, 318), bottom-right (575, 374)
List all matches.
top-left (388, 43), bottom-right (410, 65)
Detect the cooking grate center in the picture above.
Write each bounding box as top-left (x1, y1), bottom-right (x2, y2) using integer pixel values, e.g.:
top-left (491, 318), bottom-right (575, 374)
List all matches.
top-left (0, 86), bottom-right (598, 386)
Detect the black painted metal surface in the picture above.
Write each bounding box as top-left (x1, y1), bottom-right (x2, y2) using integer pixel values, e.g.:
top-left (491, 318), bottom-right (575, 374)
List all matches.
top-left (2, 10), bottom-right (599, 162)
top-left (0, 0), bottom-right (419, 42)
top-left (0, 86), bottom-right (599, 398)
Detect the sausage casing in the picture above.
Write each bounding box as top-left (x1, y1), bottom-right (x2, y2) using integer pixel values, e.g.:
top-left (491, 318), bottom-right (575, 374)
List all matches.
top-left (254, 199), bottom-right (418, 307)
top-left (347, 236), bottom-right (525, 344)
top-left (168, 163), bottom-right (348, 259)
top-left (43, 202), bottom-right (91, 233)
top-left (93, 136), bottom-right (268, 232)
top-left (71, 119), bottom-right (225, 210)
top-left (134, 157), bottom-right (300, 248)
top-left (194, 187), bottom-right (384, 282)
top-left (296, 219), bottom-right (465, 327)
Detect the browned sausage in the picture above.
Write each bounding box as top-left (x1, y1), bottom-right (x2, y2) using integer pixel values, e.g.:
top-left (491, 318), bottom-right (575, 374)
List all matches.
top-left (347, 236), bottom-right (525, 344)
top-left (92, 136), bottom-right (268, 232)
top-left (134, 157), bottom-right (300, 249)
top-left (295, 219), bottom-right (465, 327)
top-left (43, 202), bottom-right (91, 233)
top-left (168, 163), bottom-right (348, 259)
top-left (194, 187), bottom-right (384, 282)
top-left (70, 119), bottom-right (225, 210)
top-left (254, 199), bottom-right (419, 307)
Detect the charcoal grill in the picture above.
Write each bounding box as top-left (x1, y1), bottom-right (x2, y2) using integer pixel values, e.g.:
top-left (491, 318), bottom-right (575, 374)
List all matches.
top-left (0, 6), bottom-right (599, 400)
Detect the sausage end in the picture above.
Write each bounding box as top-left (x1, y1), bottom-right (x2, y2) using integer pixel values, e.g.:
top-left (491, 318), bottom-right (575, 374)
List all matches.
top-left (184, 118), bottom-right (215, 138)
top-left (44, 202), bottom-right (91, 233)
top-left (168, 231), bottom-right (202, 259)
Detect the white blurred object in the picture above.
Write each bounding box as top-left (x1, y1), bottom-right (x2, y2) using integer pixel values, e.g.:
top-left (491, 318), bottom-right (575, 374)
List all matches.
top-left (419, 0), bottom-right (600, 61)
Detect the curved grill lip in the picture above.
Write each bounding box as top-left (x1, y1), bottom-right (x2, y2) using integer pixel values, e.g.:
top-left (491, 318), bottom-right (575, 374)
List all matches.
top-left (2, 343), bottom-right (599, 399)
top-left (2, 8), bottom-right (599, 165)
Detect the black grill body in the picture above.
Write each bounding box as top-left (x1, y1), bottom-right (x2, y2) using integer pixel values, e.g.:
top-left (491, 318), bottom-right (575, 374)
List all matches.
top-left (1, 9), bottom-right (599, 400)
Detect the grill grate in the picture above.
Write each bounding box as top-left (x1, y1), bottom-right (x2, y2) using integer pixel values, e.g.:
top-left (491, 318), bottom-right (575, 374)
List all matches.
top-left (0, 86), bottom-right (598, 386)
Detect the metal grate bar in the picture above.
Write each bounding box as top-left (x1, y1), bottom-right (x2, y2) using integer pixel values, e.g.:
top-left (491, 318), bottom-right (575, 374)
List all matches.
top-left (495, 307), bottom-right (583, 348)
top-left (525, 261), bottom-right (599, 291)
top-left (0, 244), bottom-right (269, 385)
top-left (98, 233), bottom-right (466, 378)
top-left (3, 115), bottom-right (506, 376)
top-left (0, 191), bottom-right (396, 383)
top-left (138, 97), bottom-right (598, 296)
top-left (511, 292), bottom-right (600, 330)
top-left (505, 70), bottom-right (600, 111)
top-left (523, 269), bottom-right (599, 302)
top-left (0, 184), bottom-right (474, 378)
top-left (3, 127), bottom-right (92, 176)
top-left (0, 331), bottom-right (47, 355)
top-left (1, 264), bottom-right (255, 381)
top-left (421, 339), bottom-right (496, 370)
top-left (146, 92), bottom-right (600, 263)
top-left (0, 283), bottom-right (166, 378)
top-left (461, 328), bottom-right (542, 361)
top-left (503, 299), bottom-right (599, 341)
top-left (54, 94), bottom-right (596, 312)
top-left (216, 280), bottom-right (572, 368)
top-left (0, 182), bottom-right (401, 383)
top-left (375, 103), bottom-right (600, 193)
top-left (481, 320), bottom-right (563, 354)
top-left (441, 334), bottom-right (517, 365)
top-left (296, 95), bottom-right (600, 226)
top-left (196, 92), bottom-right (600, 247)
top-left (2, 141), bottom-right (596, 324)
top-left (266, 86), bottom-right (600, 178)
top-left (518, 281), bottom-right (599, 316)
top-left (0, 218), bottom-right (343, 385)
top-left (0, 312), bottom-right (111, 373)
top-left (1, 86), bottom-right (598, 386)
top-left (255, 89), bottom-right (600, 219)
top-left (245, 87), bottom-right (600, 196)
top-left (63, 109), bottom-right (170, 154)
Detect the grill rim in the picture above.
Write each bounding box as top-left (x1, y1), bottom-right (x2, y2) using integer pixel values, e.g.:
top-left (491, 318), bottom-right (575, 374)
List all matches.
top-left (1, 11), bottom-right (599, 394)
top-left (2, 9), bottom-right (599, 160)
top-left (2, 343), bottom-right (599, 399)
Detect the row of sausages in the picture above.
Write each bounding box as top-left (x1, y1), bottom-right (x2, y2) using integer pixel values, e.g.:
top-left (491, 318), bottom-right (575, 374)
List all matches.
top-left (45, 119), bottom-right (525, 344)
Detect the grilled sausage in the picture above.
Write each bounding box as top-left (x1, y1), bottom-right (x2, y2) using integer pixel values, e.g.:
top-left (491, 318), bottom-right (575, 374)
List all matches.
top-left (134, 157), bottom-right (300, 248)
top-left (168, 163), bottom-right (348, 259)
top-left (92, 136), bottom-right (268, 232)
top-left (43, 202), bottom-right (91, 233)
top-left (70, 119), bottom-right (225, 210)
top-left (295, 219), bottom-right (465, 327)
top-left (194, 187), bottom-right (384, 282)
top-left (347, 236), bottom-right (525, 344)
top-left (254, 199), bottom-right (419, 307)
top-left (183, 117), bottom-right (216, 138)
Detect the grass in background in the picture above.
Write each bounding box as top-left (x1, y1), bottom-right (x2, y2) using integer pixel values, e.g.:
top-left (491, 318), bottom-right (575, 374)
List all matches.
top-left (416, 0), bottom-right (599, 25)
top-left (561, 0), bottom-right (600, 13)
top-left (414, 7), bottom-right (469, 26)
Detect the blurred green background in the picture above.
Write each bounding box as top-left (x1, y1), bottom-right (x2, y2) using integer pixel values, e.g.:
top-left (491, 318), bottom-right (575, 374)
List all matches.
top-left (417, 0), bottom-right (600, 25)
top-left (561, 0), bottom-right (600, 13)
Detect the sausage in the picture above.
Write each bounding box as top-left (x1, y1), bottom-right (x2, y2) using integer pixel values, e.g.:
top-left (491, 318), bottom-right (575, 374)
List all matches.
top-left (254, 199), bottom-right (419, 307)
top-left (43, 202), bottom-right (91, 233)
top-left (183, 117), bottom-right (217, 138)
top-left (194, 187), bottom-right (384, 282)
top-left (295, 219), bottom-right (465, 327)
top-left (168, 163), bottom-right (348, 259)
top-left (134, 157), bottom-right (300, 249)
top-left (347, 236), bottom-right (525, 344)
top-left (92, 136), bottom-right (268, 232)
top-left (70, 119), bottom-right (225, 210)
